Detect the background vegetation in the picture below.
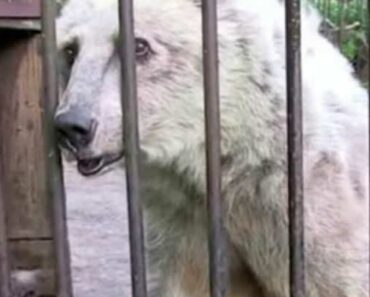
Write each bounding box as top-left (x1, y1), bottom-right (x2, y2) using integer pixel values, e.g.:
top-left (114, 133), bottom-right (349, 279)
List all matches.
top-left (310, 0), bottom-right (368, 83)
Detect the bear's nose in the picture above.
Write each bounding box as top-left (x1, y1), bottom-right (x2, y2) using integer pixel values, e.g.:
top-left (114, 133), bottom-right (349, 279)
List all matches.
top-left (55, 110), bottom-right (97, 151)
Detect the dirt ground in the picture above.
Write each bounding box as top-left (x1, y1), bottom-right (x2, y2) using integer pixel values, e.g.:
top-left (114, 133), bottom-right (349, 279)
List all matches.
top-left (63, 162), bottom-right (132, 297)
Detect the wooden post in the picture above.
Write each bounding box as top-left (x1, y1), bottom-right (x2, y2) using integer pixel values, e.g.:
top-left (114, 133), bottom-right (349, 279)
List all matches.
top-left (0, 1), bottom-right (72, 295)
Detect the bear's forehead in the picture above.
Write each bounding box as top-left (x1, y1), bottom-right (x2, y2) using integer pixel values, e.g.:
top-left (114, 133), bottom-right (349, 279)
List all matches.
top-left (58, 0), bottom-right (200, 48)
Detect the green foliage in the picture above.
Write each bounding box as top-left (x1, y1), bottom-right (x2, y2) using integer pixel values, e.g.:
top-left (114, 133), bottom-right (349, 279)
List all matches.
top-left (310, 0), bottom-right (368, 82)
top-left (312, 0), bottom-right (367, 50)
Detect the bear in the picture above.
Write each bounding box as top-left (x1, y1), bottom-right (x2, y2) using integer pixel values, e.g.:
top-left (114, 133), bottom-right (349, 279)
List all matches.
top-left (55, 0), bottom-right (369, 296)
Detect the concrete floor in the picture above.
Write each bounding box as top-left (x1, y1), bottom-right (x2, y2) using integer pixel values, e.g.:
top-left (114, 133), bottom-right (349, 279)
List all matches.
top-left (63, 163), bottom-right (132, 297)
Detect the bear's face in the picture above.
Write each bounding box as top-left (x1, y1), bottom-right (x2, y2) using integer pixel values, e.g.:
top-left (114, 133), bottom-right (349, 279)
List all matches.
top-left (55, 0), bottom-right (206, 176)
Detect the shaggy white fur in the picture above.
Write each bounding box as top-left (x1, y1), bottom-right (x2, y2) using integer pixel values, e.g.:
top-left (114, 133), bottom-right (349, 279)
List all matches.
top-left (50, 0), bottom-right (370, 296)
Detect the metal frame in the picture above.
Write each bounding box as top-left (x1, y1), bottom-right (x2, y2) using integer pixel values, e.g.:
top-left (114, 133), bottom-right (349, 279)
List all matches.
top-left (119, 1), bottom-right (305, 297)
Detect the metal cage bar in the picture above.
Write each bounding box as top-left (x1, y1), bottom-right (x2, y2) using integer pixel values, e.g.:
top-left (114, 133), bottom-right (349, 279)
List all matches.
top-left (285, 1), bottom-right (305, 297)
top-left (117, 1), bottom-right (148, 297)
top-left (41, 1), bottom-right (73, 296)
top-left (368, 0), bottom-right (370, 293)
top-left (0, 166), bottom-right (10, 297)
top-left (200, 1), bottom-right (228, 297)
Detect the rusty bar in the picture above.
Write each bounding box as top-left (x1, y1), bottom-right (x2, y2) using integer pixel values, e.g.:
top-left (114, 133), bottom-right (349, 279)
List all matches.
top-left (0, 166), bottom-right (10, 297)
top-left (117, 1), bottom-right (148, 297)
top-left (0, 0), bottom-right (41, 19)
top-left (285, 1), bottom-right (305, 297)
top-left (200, 1), bottom-right (228, 297)
top-left (41, 1), bottom-right (73, 296)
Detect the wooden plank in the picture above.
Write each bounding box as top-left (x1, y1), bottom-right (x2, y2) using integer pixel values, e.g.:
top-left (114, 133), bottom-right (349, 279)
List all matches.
top-left (0, 29), bottom-right (58, 295)
top-left (0, 166), bottom-right (10, 297)
top-left (0, 0), bottom-right (41, 19)
top-left (0, 30), bottom-right (51, 239)
top-left (0, 19), bottom-right (40, 31)
top-left (9, 240), bottom-right (56, 295)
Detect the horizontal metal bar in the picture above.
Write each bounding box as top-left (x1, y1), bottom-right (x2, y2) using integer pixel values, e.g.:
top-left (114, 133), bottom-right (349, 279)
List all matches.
top-left (0, 0), bottom-right (40, 19)
top-left (0, 166), bottom-right (10, 297)
top-left (117, 1), bottom-right (148, 297)
top-left (41, 1), bottom-right (73, 297)
top-left (285, 1), bottom-right (305, 297)
top-left (200, 1), bottom-right (228, 297)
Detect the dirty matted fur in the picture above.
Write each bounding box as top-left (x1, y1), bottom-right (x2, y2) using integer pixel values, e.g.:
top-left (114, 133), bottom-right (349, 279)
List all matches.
top-left (53, 0), bottom-right (370, 296)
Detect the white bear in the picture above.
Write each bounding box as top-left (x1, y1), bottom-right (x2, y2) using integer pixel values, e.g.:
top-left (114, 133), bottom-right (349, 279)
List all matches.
top-left (55, 1), bottom-right (369, 296)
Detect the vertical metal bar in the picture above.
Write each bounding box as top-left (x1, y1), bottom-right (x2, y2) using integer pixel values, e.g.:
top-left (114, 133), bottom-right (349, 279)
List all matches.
top-left (285, 1), bottom-right (305, 297)
top-left (41, 1), bottom-right (73, 296)
top-left (200, 1), bottom-right (228, 297)
top-left (367, 0), bottom-right (370, 293)
top-left (0, 166), bottom-right (10, 297)
top-left (117, 1), bottom-right (148, 297)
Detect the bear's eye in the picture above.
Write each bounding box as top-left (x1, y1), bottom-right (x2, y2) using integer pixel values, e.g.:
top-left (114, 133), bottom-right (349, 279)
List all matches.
top-left (63, 41), bottom-right (79, 67)
top-left (135, 37), bottom-right (151, 61)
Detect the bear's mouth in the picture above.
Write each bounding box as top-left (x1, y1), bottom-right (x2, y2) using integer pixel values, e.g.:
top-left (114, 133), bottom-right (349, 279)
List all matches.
top-left (77, 152), bottom-right (124, 176)
top-left (57, 134), bottom-right (124, 176)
